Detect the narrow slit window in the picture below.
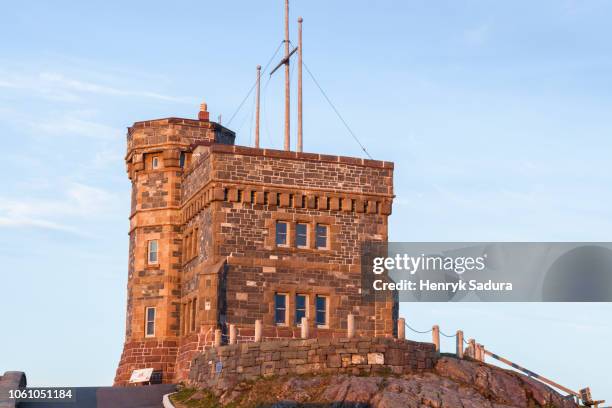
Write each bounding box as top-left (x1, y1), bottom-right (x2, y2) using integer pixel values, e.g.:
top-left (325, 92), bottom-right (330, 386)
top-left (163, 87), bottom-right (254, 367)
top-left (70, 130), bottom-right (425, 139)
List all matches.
top-left (185, 302), bottom-right (191, 333)
top-left (145, 307), bottom-right (156, 337)
top-left (315, 224), bottom-right (328, 249)
top-left (191, 299), bottom-right (197, 332)
top-left (276, 221), bottom-right (288, 246)
top-left (315, 296), bottom-right (327, 327)
top-left (179, 152), bottom-right (186, 168)
top-left (192, 228), bottom-right (199, 258)
top-left (295, 294), bottom-right (307, 325)
top-left (182, 303), bottom-right (187, 334)
top-left (274, 293), bottom-right (287, 325)
top-left (152, 156), bottom-right (159, 169)
top-left (148, 240), bottom-right (158, 264)
top-left (184, 234), bottom-right (190, 261)
top-left (296, 223), bottom-right (308, 248)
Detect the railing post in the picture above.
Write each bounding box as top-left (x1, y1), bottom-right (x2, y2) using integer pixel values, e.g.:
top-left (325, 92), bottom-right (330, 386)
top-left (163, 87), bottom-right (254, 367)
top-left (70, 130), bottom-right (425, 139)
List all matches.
top-left (469, 338), bottom-right (476, 359)
top-left (255, 319), bottom-right (262, 342)
top-left (229, 324), bottom-right (237, 345)
top-left (214, 329), bottom-right (222, 347)
top-left (432, 325), bottom-right (440, 352)
top-left (301, 317), bottom-right (309, 339)
top-left (347, 314), bottom-right (355, 338)
top-left (456, 330), bottom-right (464, 358)
top-left (479, 344), bottom-right (485, 362)
top-left (474, 343), bottom-right (481, 361)
top-left (397, 318), bottom-right (405, 340)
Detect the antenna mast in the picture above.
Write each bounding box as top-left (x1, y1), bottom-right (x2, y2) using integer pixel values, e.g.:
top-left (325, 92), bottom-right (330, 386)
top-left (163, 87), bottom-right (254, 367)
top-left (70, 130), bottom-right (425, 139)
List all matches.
top-left (297, 17), bottom-right (303, 152)
top-left (283, 0), bottom-right (290, 150)
top-left (255, 65), bottom-right (261, 148)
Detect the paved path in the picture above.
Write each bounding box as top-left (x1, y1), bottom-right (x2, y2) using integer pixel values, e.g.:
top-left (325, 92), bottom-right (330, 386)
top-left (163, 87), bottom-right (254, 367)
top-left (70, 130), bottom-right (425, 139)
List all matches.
top-left (16, 384), bottom-right (176, 408)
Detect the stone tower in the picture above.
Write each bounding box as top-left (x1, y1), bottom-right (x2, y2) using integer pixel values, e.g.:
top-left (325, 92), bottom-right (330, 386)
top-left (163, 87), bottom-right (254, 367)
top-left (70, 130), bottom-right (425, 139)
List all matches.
top-left (115, 103), bottom-right (396, 385)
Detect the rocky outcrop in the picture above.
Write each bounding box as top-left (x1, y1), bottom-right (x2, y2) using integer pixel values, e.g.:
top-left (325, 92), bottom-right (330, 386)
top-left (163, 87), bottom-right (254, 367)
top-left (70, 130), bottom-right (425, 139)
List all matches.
top-left (180, 357), bottom-right (577, 408)
top-left (0, 371), bottom-right (26, 408)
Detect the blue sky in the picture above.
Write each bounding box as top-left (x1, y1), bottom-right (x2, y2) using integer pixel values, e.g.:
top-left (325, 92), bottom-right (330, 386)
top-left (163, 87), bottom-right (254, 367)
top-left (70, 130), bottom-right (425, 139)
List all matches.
top-left (1, 0), bottom-right (611, 400)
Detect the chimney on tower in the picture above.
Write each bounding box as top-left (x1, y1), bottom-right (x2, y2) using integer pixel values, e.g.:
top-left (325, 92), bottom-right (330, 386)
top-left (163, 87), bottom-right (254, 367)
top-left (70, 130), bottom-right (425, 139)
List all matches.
top-left (198, 102), bottom-right (210, 121)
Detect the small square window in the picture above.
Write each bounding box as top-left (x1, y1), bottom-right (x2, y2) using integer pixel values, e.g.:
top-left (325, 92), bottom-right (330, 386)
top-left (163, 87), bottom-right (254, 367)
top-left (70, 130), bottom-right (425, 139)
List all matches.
top-left (274, 293), bottom-right (287, 325)
top-left (276, 221), bottom-right (288, 246)
top-left (295, 294), bottom-right (307, 325)
top-left (152, 156), bottom-right (159, 169)
top-left (145, 307), bottom-right (156, 337)
top-left (148, 240), bottom-right (158, 264)
top-left (315, 295), bottom-right (327, 327)
top-left (296, 223), bottom-right (308, 248)
top-left (315, 224), bottom-right (328, 249)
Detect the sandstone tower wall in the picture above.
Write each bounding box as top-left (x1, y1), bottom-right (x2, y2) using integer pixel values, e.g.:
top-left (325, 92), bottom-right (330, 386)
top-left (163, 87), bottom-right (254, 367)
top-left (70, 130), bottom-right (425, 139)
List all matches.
top-left (115, 115), bottom-right (235, 385)
top-left (115, 106), bottom-right (395, 385)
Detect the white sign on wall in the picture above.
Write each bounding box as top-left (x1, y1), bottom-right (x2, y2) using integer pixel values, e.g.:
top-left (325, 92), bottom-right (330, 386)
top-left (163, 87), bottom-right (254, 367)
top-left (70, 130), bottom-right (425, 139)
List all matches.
top-left (129, 368), bottom-right (154, 383)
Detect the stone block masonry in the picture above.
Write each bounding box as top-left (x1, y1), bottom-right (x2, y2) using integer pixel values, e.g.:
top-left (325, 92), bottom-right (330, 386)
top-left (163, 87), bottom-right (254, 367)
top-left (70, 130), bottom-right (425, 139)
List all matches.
top-left (115, 103), bottom-right (396, 385)
top-left (189, 337), bottom-right (437, 391)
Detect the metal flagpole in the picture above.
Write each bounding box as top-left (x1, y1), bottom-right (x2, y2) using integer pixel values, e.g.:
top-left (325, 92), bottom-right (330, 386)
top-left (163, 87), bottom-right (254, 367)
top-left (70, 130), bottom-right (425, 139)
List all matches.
top-left (297, 17), bottom-right (303, 152)
top-left (283, 0), bottom-right (290, 151)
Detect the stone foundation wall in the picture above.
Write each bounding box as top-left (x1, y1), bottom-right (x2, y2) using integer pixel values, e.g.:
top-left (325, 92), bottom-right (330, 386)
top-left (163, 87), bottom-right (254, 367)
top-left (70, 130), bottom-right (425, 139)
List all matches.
top-left (189, 337), bottom-right (437, 390)
top-left (114, 339), bottom-right (179, 385)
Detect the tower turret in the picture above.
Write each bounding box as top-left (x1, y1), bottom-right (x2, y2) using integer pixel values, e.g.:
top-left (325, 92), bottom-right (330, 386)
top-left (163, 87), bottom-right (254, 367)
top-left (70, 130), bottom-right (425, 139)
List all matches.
top-left (114, 103), bottom-right (235, 385)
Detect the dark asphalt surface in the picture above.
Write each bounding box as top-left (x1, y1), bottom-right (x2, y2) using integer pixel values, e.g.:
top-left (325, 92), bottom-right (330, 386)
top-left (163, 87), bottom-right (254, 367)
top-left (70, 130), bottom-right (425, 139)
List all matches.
top-left (16, 384), bottom-right (177, 408)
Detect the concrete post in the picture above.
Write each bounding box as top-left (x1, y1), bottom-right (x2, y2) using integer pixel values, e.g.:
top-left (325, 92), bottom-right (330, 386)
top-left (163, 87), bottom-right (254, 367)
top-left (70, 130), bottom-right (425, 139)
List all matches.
top-left (255, 319), bottom-right (262, 342)
top-left (432, 325), bottom-right (440, 352)
top-left (398, 318), bottom-right (405, 340)
top-left (347, 314), bottom-right (355, 338)
top-left (229, 324), bottom-right (237, 345)
top-left (301, 317), bottom-right (309, 339)
top-left (214, 329), bottom-right (222, 347)
top-left (478, 344), bottom-right (485, 362)
top-left (469, 338), bottom-right (476, 359)
top-left (456, 330), bottom-right (464, 359)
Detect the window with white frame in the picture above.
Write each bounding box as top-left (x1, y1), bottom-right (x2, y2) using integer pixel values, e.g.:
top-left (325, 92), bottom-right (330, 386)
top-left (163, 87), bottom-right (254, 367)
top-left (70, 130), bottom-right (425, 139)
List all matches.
top-left (148, 240), bottom-right (158, 264)
top-left (295, 223), bottom-right (308, 248)
top-left (315, 295), bottom-right (328, 327)
top-left (152, 156), bottom-right (160, 169)
top-left (274, 293), bottom-right (288, 325)
top-left (295, 294), bottom-right (308, 325)
top-left (145, 307), bottom-right (156, 337)
top-left (315, 224), bottom-right (328, 249)
top-left (276, 221), bottom-right (288, 246)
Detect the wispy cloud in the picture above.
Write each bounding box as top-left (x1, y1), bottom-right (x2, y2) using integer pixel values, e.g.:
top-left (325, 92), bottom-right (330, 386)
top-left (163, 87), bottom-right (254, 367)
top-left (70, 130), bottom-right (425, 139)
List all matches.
top-left (0, 106), bottom-right (124, 142)
top-left (31, 113), bottom-right (124, 140)
top-left (91, 147), bottom-right (124, 168)
top-left (39, 72), bottom-right (194, 103)
top-left (0, 70), bottom-right (195, 103)
top-left (464, 23), bottom-right (491, 46)
top-left (0, 183), bottom-right (119, 234)
top-left (0, 217), bottom-right (79, 234)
